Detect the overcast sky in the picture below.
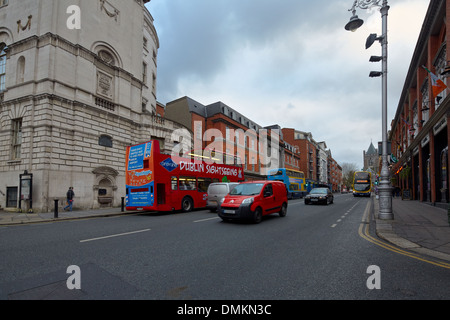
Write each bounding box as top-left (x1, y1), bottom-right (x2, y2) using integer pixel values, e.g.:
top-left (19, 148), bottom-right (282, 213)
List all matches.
top-left (146, 0), bottom-right (429, 170)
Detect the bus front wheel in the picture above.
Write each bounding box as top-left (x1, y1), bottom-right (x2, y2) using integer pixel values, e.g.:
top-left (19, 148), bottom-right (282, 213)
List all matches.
top-left (181, 197), bottom-right (193, 213)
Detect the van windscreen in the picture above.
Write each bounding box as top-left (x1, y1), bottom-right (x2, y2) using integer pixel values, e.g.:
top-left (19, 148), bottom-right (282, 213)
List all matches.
top-left (230, 183), bottom-right (264, 196)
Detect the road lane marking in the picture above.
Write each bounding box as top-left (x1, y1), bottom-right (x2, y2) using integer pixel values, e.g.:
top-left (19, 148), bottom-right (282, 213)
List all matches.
top-left (80, 229), bottom-right (151, 243)
top-left (194, 217), bottom-right (220, 223)
top-left (331, 200), bottom-right (362, 228)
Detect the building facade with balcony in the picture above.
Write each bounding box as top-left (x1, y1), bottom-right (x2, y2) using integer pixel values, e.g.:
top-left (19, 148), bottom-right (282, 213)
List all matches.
top-left (0, 0), bottom-right (188, 212)
top-left (282, 128), bottom-right (341, 190)
top-left (282, 129), bottom-right (317, 182)
top-left (390, 0), bottom-right (449, 204)
top-left (327, 150), bottom-right (343, 193)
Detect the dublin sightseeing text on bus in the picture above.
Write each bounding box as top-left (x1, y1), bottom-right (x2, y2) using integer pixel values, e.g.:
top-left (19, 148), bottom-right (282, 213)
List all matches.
top-left (125, 124), bottom-right (281, 213)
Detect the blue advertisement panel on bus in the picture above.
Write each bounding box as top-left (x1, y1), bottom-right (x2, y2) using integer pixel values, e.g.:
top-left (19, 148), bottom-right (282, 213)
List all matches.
top-left (126, 141), bottom-right (155, 208)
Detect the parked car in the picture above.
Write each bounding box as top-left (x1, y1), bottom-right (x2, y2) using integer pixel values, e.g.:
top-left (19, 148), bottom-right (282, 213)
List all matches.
top-left (206, 182), bottom-right (239, 212)
top-left (304, 187), bottom-right (334, 205)
top-left (218, 181), bottom-right (288, 224)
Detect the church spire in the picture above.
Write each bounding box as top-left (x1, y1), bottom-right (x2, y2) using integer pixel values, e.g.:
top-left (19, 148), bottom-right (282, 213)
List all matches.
top-left (367, 141), bottom-right (377, 155)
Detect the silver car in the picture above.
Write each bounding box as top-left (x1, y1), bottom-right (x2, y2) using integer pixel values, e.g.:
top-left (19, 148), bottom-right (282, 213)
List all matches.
top-left (206, 182), bottom-right (239, 212)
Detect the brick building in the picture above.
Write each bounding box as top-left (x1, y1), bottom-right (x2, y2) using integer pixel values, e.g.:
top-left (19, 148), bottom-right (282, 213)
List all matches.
top-left (282, 128), bottom-right (342, 190)
top-left (390, 0), bottom-right (450, 204)
top-left (165, 96), bottom-right (286, 180)
top-left (282, 129), bottom-right (317, 182)
top-left (327, 151), bottom-right (343, 193)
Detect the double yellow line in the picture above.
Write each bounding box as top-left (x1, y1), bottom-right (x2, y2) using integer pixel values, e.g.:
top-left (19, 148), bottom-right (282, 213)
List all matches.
top-left (359, 202), bottom-right (450, 270)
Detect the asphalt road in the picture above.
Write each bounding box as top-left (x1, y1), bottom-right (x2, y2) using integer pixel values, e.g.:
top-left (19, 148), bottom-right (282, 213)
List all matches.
top-left (0, 193), bottom-right (449, 301)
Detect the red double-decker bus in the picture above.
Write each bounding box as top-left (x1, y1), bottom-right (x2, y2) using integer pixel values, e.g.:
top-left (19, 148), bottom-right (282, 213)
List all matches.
top-left (125, 140), bottom-right (245, 212)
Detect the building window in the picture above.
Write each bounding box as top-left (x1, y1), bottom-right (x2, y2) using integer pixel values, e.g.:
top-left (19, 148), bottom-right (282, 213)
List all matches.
top-left (6, 187), bottom-right (17, 208)
top-left (421, 79), bottom-right (429, 123)
top-left (143, 37), bottom-right (148, 50)
top-left (152, 73), bottom-right (156, 93)
top-left (434, 44), bottom-right (447, 108)
top-left (98, 50), bottom-right (115, 66)
top-left (143, 62), bottom-right (147, 84)
top-left (0, 45), bottom-right (6, 92)
top-left (0, 0), bottom-right (8, 8)
top-left (12, 119), bottom-right (22, 159)
top-left (99, 135), bottom-right (113, 148)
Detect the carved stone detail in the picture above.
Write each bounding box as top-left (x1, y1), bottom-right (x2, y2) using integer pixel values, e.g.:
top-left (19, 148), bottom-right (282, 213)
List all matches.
top-left (98, 50), bottom-right (115, 66)
top-left (96, 70), bottom-right (114, 100)
top-left (100, 0), bottom-right (120, 22)
top-left (17, 15), bottom-right (32, 33)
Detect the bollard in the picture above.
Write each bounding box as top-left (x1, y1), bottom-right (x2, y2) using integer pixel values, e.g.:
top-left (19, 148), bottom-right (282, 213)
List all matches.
top-left (54, 199), bottom-right (59, 219)
top-left (121, 197), bottom-right (125, 212)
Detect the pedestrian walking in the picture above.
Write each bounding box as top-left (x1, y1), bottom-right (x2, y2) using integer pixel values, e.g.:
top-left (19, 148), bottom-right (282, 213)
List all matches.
top-left (64, 187), bottom-right (75, 211)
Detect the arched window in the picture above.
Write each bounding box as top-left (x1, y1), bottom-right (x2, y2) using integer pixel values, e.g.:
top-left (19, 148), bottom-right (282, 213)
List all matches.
top-left (92, 42), bottom-right (122, 68)
top-left (0, 43), bottom-right (6, 92)
top-left (98, 50), bottom-right (115, 66)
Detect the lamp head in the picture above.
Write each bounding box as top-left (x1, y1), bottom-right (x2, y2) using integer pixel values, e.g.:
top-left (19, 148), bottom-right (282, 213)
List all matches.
top-left (369, 56), bottom-right (383, 62)
top-left (366, 34), bottom-right (378, 49)
top-left (369, 71), bottom-right (383, 78)
top-left (366, 33), bottom-right (385, 49)
top-left (345, 15), bottom-right (364, 32)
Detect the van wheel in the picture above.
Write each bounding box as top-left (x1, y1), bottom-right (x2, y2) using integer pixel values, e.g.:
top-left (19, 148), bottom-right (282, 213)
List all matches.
top-left (253, 207), bottom-right (262, 224)
top-left (279, 203), bottom-right (287, 217)
top-left (181, 197), bottom-right (193, 213)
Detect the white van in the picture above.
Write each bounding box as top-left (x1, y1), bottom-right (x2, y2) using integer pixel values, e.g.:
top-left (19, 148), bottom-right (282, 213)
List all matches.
top-left (206, 182), bottom-right (239, 212)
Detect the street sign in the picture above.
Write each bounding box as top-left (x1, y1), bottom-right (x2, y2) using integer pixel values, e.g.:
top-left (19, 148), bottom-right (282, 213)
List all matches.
top-left (391, 154), bottom-right (398, 164)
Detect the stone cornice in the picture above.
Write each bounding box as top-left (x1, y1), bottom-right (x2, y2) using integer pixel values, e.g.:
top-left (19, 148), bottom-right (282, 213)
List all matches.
top-left (7, 32), bottom-right (144, 87)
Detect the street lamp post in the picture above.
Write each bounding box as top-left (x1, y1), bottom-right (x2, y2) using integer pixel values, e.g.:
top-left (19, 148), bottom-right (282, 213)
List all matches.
top-left (345, 0), bottom-right (393, 220)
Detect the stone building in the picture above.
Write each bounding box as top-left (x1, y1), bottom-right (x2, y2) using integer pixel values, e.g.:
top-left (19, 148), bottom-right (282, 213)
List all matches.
top-left (363, 142), bottom-right (379, 174)
top-left (0, 0), bottom-right (187, 212)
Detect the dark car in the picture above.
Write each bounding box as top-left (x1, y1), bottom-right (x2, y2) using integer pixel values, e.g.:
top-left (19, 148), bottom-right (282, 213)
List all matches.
top-left (304, 188), bottom-right (334, 205)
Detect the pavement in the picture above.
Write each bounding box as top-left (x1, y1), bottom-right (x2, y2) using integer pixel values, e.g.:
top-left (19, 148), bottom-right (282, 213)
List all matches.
top-left (1, 196), bottom-right (450, 263)
top-left (373, 196), bottom-right (450, 263)
top-left (0, 207), bottom-right (132, 226)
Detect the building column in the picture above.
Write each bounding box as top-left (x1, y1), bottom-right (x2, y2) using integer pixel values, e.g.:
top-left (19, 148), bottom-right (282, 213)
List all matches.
top-left (411, 153), bottom-right (416, 199)
top-left (447, 112), bottom-right (450, 201)
top-left (418, 145), bottom-right (424, 201)
top-left (430, 133), bottom-right (437, 203)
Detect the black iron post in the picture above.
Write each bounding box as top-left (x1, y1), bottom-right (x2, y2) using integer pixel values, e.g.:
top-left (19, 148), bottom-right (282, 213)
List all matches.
top-left (54, 199), bottom-right (59, 218)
